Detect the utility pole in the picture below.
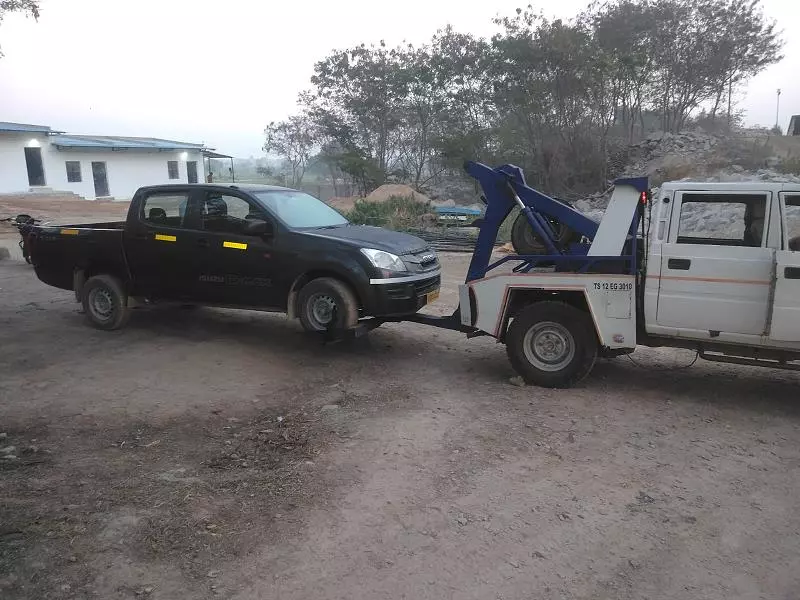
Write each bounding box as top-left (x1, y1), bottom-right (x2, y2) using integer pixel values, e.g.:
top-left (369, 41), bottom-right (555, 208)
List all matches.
top-left (775, 88), bottom-right (782, 130)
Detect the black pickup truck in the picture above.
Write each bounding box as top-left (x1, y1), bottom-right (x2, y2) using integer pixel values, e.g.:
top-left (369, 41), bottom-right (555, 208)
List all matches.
top-left (28, 184), bottom-right (441, 331)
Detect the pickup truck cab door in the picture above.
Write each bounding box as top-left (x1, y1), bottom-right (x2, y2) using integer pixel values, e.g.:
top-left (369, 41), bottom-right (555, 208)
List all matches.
top-left (768, 193), bottom-right (800, 342)
top-left (189, 191), bottom-right (283, 308)
top-left (125, 188), bottom-right (199, 299)
top-left (655, 191), bottom-right (774, 337)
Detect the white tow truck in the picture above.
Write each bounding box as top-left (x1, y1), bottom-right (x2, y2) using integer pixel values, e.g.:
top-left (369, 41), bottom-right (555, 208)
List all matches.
top-left (383, 161), bottom-right (800, 387)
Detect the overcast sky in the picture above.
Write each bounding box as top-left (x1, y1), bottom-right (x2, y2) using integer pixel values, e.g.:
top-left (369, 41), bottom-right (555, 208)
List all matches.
top-left (0, 0), bottom-right (796, 157)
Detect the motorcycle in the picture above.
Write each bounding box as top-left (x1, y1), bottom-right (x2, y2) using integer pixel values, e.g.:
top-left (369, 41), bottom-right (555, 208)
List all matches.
top-left (1, 214), bottom-right (40, 264)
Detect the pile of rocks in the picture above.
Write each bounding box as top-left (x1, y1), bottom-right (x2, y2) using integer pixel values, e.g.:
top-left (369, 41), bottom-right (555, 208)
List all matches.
top-left (690, 167), bottom-right (800, 184)
top-left (622, 130), bottom-right (723, 177)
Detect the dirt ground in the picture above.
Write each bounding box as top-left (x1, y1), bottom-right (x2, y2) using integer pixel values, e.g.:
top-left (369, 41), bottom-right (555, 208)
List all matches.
top-left (2, 210), bottom-right (800, 599)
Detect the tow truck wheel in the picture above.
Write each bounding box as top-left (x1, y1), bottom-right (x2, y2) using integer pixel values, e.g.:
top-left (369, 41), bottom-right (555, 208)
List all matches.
top-left (510, 210), bottom-right (576, 255)
top-left (506, 301), bottom-right (597, 388)
top-left (298, 277), bottom-right (358, 333)
top-left (82, 274), bottom-right (131, 331)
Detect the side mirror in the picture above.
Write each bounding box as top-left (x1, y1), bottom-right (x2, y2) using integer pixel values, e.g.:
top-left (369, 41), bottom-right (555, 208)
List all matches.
top-left (245, 219), bottom-right (273, 237)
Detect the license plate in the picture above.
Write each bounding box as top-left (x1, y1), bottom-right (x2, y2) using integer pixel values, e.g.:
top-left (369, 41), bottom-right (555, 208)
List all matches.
top-left (426, 289), bottom-right (440, 304)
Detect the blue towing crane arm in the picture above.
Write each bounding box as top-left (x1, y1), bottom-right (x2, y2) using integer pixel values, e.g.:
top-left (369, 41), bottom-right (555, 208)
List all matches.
top-left (463, 161), bottom-right (648, 282)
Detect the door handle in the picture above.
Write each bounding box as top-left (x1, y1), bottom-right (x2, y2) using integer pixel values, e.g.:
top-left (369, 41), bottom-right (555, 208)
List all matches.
top-left (197, 238), bottom-right (210, 249)
top-left (668, 258), bottom-right (691, 270)
top-left (785, 267), bottom-right (800, 280)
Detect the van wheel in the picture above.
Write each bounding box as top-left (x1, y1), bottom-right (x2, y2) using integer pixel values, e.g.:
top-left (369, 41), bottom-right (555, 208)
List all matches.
top-left (506, 301), bottom-right (597, 388)
top-left (298, 277), bottom-right (358, 333)
top-left (82, 274), bottom-right (131, 330)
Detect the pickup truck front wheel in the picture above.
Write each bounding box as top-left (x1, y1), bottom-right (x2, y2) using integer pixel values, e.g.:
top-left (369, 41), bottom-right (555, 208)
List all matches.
top-left (298, 277), bottom-right (358, 333)
top-left (506, 301), bottom-right (597, 388)
top-left (82, 274), bottom-right (131, 331)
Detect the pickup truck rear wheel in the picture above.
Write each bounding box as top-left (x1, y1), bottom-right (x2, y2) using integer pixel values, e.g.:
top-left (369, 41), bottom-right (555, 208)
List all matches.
top-left (82, 274), bottom-right (131, 330)
top-left (506, 301), bottom-right (597, 388)
top-left (298, 277), bottom-right (358, 333)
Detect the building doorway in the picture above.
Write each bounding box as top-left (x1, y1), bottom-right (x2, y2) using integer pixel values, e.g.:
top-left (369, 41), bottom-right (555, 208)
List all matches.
top-left (91, 162), bottom-right (109, 197)
top-left (24, 147), bottom-right (46, 186)
top-left (187, 160), bottom-right (198, 183)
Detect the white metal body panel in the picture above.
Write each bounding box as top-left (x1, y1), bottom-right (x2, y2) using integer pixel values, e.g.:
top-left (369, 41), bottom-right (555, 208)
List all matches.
top-left (645, 181), bottom-right (800, 351)
top-left (587, 184), bottom-right (640, 256)
top-left (655, 243), bottom-right (774, 335)
top-left (461, 273), bottom-right (637, 348)
top-left (770, 253), bottom-right (800, 342)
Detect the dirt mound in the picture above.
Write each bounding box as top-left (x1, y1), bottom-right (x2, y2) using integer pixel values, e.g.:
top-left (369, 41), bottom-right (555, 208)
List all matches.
top-left (366, 184), bottom-right (431, 204)
top-left (327, 196), bottom-right (361, 213)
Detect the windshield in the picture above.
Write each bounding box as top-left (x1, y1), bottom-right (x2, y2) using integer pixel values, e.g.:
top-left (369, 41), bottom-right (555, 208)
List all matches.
top-left (253, 190), bottom-right (349, 228)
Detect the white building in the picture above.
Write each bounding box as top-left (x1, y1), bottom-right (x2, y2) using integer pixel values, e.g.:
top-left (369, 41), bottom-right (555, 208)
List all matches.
top-left (0, 122), bottom-right (230, 200)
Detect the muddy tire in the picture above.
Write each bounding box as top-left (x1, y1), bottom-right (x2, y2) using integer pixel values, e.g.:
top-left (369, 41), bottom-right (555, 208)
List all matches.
top-left (506, 301), bottom-right (597, 388)
top-left (510, 211), bottom-right (577, 256)
top-left (81, 274), bottom-right (131, 331)
top-left (298, 277), bottom-right (359, 333)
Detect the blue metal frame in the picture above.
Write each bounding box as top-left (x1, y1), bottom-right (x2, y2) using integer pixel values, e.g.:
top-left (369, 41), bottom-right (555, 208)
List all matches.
top-left (463, 161), bottom-right (647, 282)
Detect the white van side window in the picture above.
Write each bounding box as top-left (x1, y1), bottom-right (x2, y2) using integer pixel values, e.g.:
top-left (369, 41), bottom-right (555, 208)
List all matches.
top-left (676, 193), bottom-right (767, 248)
top-left (786, 194), bottom-right (800, 251)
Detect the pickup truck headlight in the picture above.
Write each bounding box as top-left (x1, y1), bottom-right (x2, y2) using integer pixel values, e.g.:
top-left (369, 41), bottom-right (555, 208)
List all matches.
top-left (360, 248), bottom-right (408, 272)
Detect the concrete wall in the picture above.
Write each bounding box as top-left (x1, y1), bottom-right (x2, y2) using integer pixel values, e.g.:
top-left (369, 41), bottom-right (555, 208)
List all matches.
top-left (0, 132), bottom-right (50, 193)
top-left (0, 133), bottom-right (206, 200)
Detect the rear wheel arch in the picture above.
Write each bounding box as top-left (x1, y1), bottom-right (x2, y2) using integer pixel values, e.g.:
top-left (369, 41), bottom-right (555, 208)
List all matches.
top-left (502, 289), bottom-right (592, 342)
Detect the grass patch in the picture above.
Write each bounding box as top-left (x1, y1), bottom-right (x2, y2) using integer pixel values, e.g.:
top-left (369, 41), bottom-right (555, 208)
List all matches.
top-left (346, 195), bottom-right (433, 230)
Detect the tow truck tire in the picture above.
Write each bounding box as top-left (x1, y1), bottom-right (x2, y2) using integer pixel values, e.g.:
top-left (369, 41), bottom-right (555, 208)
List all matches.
top-left (298, 277), bottom-right (359, 333)
top-left (506, 301), bottom-right (597, 388)
top-left (510, 210), bottom-right (577, 256)
top-left (82, 274), bottom-right (131, 331)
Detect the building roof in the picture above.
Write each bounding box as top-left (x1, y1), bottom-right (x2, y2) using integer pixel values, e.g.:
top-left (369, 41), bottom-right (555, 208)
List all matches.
top-left (202, 150), bottom-right (233, 159)
top-left (0, 121), bottom-right (57, 134)
top-left (51, 135), bottom-right (206, 151)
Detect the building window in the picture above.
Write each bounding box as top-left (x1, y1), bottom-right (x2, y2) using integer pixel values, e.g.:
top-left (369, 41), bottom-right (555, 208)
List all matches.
top-left (65, 161), bottom-right (82, 183)
top-left (167, 161), bottom-right (179, 180)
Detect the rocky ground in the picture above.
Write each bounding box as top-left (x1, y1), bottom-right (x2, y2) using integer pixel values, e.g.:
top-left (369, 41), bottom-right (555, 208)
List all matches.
top-left (2, 251), bottom-right (800, 600)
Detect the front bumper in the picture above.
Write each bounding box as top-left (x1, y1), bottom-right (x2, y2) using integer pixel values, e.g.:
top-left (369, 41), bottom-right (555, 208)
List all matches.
top-left (364, 271), bottom-right (441, 316)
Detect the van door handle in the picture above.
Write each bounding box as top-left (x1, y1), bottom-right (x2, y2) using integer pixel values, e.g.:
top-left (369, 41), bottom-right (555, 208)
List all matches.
top-left (785, 267), bottom-right (800, 279)
top-left (668, 258), bottom-right (691, 270)
top-left (197, 238), bottom-right (210, 249)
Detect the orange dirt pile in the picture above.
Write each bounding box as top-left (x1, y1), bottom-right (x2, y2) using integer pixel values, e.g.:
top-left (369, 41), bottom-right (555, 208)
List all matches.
top-left (365, 184), bottom-right (431, 204)
top-left (326, 196), bottom-right (361, 213)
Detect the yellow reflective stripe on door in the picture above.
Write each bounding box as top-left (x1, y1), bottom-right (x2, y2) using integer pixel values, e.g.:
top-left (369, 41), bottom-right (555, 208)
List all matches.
top-left (222, 241), bottom-right (247, 250)
top-left (154, 234), bottom-right (177, 242)
top-left (60, 228), bottom-right (80, 235)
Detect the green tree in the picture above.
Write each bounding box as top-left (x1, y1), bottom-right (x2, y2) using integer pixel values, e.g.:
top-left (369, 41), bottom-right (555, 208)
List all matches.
top-left (308, 41), bottom-right (408, 188)
top-left (276, 0), bottom-right (784, 198)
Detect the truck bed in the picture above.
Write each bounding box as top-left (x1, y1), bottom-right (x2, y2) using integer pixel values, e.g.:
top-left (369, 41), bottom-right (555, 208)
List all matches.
top-left (29, 223), bottom-right (127, 292)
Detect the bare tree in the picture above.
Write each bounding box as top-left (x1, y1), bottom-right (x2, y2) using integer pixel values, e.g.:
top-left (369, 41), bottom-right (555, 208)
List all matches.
top-left (263, 114), bottom-right (317, 188)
